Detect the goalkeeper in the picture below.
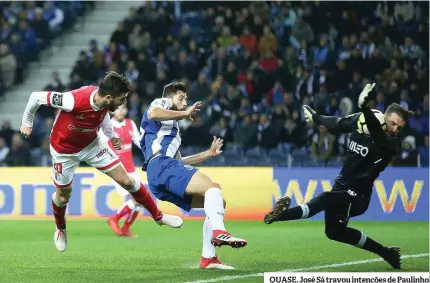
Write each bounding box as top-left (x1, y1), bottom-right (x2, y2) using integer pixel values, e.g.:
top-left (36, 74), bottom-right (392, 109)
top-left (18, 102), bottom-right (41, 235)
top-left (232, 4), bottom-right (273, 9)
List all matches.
top-left (264, 83), bottom-right (412, 269)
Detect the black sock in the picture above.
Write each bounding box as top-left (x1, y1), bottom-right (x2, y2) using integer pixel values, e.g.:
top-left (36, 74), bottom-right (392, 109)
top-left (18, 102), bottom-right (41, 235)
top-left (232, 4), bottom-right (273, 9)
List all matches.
top-left (329, 227), bottom-right (386, 257)
top-left (361, 234), bottom-right (387, 257)
top-left (278, 192), bottom-right (328, 221)
top-left (278, 206), bottom-right (304, 220)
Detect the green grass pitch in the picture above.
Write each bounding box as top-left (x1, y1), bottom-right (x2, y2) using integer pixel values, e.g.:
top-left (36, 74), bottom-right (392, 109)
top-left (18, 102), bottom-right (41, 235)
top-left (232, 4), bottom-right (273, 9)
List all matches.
top-left (1, 220), bottom-right (428, 283)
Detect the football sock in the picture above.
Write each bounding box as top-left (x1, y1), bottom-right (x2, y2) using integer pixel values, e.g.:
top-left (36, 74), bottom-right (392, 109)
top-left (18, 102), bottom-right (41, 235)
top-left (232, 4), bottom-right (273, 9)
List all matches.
top-left (278, 193), bottom-right (327, 221)
top-left (204, 188), bottom-right (226, 231)
top-left (131, 183), bottom-right (162, 221)
top-left (52, 192), bottom-right (67, 230)
top-left (115, 199), bottom-right (135, 220)
top-left (327, 226), bottom-right (386, 257)
top-left (202, 217), bottom-right (216, 258)
top-left (356, 230), bottom-right (387, 256)
top-left (122, 205), bottom-right (142, 231)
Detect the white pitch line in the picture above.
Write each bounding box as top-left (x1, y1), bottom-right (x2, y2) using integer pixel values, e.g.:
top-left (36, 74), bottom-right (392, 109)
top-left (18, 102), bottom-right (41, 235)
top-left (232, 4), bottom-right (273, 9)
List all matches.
top-left (180, 253), bottom-right (429, 283)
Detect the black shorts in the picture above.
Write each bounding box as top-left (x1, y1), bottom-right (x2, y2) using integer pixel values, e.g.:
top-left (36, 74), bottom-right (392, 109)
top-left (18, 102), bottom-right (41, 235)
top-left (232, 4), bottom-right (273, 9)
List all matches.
top-left (325, 186), bottom-right (372, 222)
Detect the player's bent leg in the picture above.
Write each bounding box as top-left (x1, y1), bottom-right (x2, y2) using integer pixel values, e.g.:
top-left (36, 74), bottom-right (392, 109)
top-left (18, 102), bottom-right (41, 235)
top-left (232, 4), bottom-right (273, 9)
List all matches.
top-left (121, 200), bottom-right (142, 238)
top-left (120, 172), bottom-right (144, 237)
top-left (264, 191), bottom-right (331, 224)
top-left (107, 181), bottom-right (134, 236)
top-left (189, 196), bottom-right (234, 270)
top-left (49, 150), bottom-right (78, 253)
top-left (108, 185), bottom-right (144, 237)
top-left (186, 171), bottom-right (247, 249)
top-left (105, 165), bottom-right (183, 228)
top-left (325, 209), bottom-right (401, 269)
top-left (264, 190), bottom-right (357, 224)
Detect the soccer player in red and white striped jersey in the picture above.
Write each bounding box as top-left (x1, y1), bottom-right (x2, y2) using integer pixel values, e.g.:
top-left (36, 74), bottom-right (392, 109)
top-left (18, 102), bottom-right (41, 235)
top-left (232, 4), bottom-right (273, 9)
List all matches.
top-left (20, 72), bottom-right (183, 252)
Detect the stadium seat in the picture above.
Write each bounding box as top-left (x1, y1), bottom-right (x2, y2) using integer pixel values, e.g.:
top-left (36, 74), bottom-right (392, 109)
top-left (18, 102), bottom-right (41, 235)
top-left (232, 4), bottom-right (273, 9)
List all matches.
top-left (277, 143), bottom-right (294, 154)
top-left (268, 147), bottom-right (285, 158)
top-left (291, 158), bottom-right (303, 167)
top-left (223, 146), bottom-right (245, 159)
top-left (245, 147), bottom-right (266, 158)
top-left (269, 155), bottom-right (289, 167)
top-left (291, 147), bottom-right (308, 159)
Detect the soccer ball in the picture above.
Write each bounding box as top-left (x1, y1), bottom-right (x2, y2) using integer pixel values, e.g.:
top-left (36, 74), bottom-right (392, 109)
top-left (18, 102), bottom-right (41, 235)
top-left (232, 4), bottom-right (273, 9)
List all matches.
top-left (357, 109), bottom-right (386, 135)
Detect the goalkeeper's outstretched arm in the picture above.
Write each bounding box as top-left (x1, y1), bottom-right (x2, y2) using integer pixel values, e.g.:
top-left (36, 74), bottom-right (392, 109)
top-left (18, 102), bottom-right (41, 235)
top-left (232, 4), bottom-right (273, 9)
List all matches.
top-left (357, 83), bottom-right (392, 147)
top-left (361, 105), bottom-right (388, 145)
top-left (303, 105), bottom-right (357, 134)
top-left (313, 114), bottom-right (357, 134)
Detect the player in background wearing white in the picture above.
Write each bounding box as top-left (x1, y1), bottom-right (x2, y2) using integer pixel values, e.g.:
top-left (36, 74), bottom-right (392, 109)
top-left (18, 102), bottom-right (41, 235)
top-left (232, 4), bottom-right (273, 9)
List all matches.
top-left (140, 82), bottom-right (247, 270)
top-left (20, 72), bottom-right (183, 252)
top-left (102, 105), bottom-right (144, 238)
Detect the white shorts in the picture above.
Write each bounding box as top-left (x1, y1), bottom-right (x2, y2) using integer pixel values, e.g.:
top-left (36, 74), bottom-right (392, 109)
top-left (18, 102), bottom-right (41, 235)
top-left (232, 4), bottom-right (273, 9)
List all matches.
top-left (114, 171), bottom-right (140, 196)
top-left (50, 137), bottom-right (120, 188)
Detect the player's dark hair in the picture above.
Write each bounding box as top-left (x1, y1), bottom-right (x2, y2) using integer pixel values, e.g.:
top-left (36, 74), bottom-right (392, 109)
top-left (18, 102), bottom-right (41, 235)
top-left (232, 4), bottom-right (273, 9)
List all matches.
top-left (385, 103), bottom-right (413, 122)
top-left (162, 82), bottom-right (187, 98)
top-left (98, 71), bottom-right (131, 97)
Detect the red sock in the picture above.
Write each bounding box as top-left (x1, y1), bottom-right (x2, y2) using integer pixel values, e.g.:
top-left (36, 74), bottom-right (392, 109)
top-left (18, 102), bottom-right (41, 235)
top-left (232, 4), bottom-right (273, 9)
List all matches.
top-left (122, 209), bottom-right (139, 231)
top-left (115, 204), bottom-right (132, 220)
top-left (52, 200), bottom-right (67, 230)
top-left (131, 184), bottom-right (162, 221)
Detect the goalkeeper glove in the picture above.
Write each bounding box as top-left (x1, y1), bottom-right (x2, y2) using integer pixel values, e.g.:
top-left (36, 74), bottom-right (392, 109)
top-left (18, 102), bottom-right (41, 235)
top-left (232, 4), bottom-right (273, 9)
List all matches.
top-left (358, 83), bottom-right (376, 109)
top-left (303, 105), bottom-right (316, 123)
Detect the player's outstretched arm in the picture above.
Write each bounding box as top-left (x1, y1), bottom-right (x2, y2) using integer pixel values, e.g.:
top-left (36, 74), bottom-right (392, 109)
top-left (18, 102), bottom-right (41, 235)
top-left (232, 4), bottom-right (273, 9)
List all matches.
top-left (181, 136), bottom-right (223, 165)
top-left (21, 91), bottom-right (74, 138)
top-left (148, 107), bottom-right (189, 121)
top-left (148, 101), bottom-right (201, 121)
top-left (304, 105), bottom-right (355, 134)
top-left (358, 83), bottom-right (388, 146)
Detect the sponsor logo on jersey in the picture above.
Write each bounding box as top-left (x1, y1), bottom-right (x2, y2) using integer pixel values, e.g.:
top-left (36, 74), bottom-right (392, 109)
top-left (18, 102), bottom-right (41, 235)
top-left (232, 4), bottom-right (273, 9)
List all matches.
top-left (68, 124), bottom-right (98, 133)
top-left (348, 140), bottom-right (369, 157)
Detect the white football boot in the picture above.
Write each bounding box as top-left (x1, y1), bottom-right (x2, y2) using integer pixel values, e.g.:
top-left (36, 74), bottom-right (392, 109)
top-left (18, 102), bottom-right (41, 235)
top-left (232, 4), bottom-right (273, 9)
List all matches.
top-left (54, 228), bottom-right (67, 252)
top-left (200, 256), bottom-right (235, 270)
top-left (156, 213), bottom-right (184, 228)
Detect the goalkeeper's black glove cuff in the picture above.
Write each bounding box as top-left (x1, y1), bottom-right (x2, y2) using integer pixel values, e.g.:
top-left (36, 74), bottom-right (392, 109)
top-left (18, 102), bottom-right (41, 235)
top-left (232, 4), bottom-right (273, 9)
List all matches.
top-left (312, 113), bottom-right (321, 124)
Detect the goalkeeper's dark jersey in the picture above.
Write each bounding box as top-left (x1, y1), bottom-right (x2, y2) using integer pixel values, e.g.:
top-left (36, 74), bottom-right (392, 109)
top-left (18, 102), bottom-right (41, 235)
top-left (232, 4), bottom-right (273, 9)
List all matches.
top-left (313, 107), bottom-right (400, 193)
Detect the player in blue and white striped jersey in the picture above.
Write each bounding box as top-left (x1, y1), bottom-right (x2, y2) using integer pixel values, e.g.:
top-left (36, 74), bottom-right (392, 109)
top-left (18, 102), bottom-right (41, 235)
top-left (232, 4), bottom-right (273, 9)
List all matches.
top-left (140, 82), bottom-right (247, 270)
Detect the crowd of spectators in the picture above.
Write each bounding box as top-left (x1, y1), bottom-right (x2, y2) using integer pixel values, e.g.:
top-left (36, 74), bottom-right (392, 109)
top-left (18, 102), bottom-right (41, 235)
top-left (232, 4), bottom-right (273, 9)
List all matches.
top-left (0, 1), bottom-right (94, 98)
top-left (0, 1), bottom-right (428, 167)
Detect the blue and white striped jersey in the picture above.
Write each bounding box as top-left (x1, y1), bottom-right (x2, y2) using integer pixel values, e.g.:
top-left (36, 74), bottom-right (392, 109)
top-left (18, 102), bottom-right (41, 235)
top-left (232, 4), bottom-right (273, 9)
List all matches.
top-left (140, 98), bottom-right (181, 170)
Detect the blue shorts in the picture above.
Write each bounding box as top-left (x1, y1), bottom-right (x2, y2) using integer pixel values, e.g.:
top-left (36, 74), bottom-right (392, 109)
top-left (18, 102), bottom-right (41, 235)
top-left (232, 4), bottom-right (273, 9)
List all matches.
top-left (146, 156), bottom-right (198, 212)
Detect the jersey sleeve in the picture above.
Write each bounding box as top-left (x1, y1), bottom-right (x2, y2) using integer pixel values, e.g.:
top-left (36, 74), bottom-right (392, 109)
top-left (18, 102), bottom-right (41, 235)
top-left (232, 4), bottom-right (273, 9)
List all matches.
top-left (337, 113), bottom-right (361, 132)
top-left (100, 113), bottom-right (117, 139)
top-left (362, 106), bottom-right (397, 150)
top-left (313, 113), bottom-right (360, 134)
top-left (131, 120), bottom-right (142, 149)
top-left (148, 98), bottom-right (172, 111)
top-left (21, 91), bottom-right (75, 127)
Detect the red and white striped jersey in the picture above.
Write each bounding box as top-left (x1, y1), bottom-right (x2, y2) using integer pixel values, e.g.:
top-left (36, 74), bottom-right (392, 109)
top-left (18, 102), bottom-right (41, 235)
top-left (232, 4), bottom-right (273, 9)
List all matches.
top-left (106, 118), bottom-right (141, 173)
top-left (22, 85), bottom-right (117, 154)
